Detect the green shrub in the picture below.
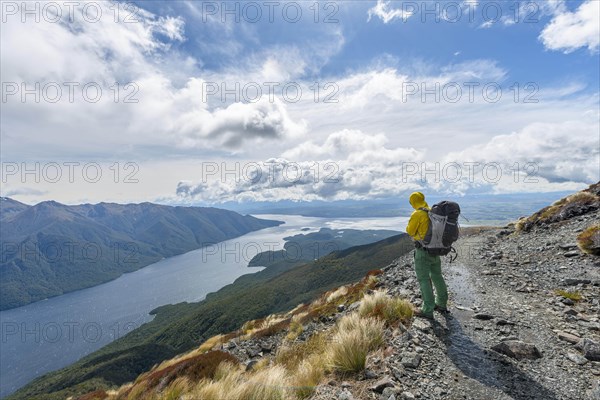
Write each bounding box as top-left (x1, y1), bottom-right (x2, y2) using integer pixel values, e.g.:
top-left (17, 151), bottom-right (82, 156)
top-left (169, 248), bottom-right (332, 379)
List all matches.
top-left (555, 289), bottom-right (582, 302)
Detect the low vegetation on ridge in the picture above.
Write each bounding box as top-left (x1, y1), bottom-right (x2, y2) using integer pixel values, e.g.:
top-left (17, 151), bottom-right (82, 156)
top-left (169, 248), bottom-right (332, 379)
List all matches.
top-left (72, 272), bottom-right (415, 400)
top-left (516, 184), bottom-right (600, 232)
top-left (10, 234), bottom-right (412, 400)
top-left (577, 224), bottom-right (600, 256)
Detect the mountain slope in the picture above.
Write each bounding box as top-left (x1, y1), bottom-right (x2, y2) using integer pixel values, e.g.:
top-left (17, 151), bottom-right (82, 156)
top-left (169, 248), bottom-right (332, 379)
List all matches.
top-left (0, 197), bottom-right (29, 219)
top-left (0, 199), bottom-right (282, 310)
top-left (50, 182), bottom-right (600, 400)
top-left (8, 233), bottom-right (413, 399)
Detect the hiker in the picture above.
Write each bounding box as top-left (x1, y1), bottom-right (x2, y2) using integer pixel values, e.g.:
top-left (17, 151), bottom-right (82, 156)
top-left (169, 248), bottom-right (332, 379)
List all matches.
top-left (406, 192), bottom-right (449, 319)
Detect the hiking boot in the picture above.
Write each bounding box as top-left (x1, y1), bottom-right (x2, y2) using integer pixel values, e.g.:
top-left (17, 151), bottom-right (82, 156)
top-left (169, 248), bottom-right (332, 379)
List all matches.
top-left (434, 305), bottom-right (450, 314)
top-left (414, 310), bottom-right (434, 320)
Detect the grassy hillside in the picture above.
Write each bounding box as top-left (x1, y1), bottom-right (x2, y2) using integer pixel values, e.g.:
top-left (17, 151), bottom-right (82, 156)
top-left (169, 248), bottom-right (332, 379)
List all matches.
top-left (0, 199), bottom-right (281, 310)
top-left (9, 233), bottom-right (413, 399)
top-left (74, 276), bottom-right (415, 400)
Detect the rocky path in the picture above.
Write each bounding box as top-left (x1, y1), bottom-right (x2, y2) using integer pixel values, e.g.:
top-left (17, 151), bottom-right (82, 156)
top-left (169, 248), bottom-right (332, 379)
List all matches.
top-left (375, 212), bottom-right (600, 400)
top-left (224, 212), bottom-right (599, 400)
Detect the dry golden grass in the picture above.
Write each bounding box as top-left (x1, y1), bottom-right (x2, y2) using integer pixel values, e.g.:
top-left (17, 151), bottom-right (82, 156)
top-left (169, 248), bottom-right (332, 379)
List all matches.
top-left (286, 303), bottom-right (308, 317)
top-left (90, 269), bottom-right (404, 400)
top-left (251, 319), bottom-right (292, 339)
top-left (275, 331), bottom-right (329, 371)
top-left (286, 318), bottom-right (304, 341)
top-left (326, 286), bottom-right (349, 303)
top-left (198, 334), bottom-right (225, 353)
top-left (327, 314), bottom-right (384, 373)
top-left (253, 357), bottom-right (271, 371)
top-left (292, 355), bottom-right (326, 399)
top-left (111, 350), bottom-right (239, 400)
top-left (577, 225), bottom-right (600, 255)
top-left (296, 275), bottom-right (381, 325)
top-left (152, 345), bottom-right (207, 374)
top-left (194, 363), bottom-right (293, 400)
top-left (242, 315), bottom-right (292, 339)
top-left (358, 290), bottom-right (413, 326)
top-left (163, 377), bottom-right (190, 400)
top-left (365, 274), bottom-right (379, 287)
top-left (124, 382), bottom-right (146, 400)
top-left (232, 365), bottom-right (292, 400)
top-left (212, 361), bottom-right (241, 382)
top-left (192, 362), bottom-right (243, 399)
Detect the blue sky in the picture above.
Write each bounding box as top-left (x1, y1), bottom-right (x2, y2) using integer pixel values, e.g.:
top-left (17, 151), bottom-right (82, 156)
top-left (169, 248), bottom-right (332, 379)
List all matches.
top-left (137, 0), bottom-right (598, 87)
top-left (1, 0), bottom-right (599, 204)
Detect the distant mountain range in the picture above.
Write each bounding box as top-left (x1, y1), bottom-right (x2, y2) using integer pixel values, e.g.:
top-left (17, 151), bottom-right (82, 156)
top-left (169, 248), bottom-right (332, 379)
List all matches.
top-left (217, 191), bottom-right (574, 220)
top-left (0, 198), bottom-right (282, 310)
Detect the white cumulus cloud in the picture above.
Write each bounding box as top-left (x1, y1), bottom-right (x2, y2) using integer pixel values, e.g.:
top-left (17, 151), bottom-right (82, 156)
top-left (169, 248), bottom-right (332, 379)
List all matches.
top-left (540, 0), bottom-right (600, 53)
top-left (443, 119), bottom-right (600, 184)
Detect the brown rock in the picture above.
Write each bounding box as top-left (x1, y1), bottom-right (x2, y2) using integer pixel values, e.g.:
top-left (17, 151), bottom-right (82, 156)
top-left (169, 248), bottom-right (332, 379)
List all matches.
top-left (491, 340), bottom-right (542, 360)
top-left (368, 376), bottom-right (395, 393)
top-left (558, 331), bottom-right (581, 344)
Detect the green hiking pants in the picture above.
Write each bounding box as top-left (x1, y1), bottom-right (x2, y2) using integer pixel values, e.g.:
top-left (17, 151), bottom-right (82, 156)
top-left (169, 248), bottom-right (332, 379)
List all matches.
top-left (414, 247), bottom-right (448, 315)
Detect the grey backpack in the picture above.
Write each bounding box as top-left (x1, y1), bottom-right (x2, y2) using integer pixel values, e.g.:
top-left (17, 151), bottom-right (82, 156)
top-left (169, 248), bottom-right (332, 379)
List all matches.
top-left (420, 201), bottom-right (461, 258)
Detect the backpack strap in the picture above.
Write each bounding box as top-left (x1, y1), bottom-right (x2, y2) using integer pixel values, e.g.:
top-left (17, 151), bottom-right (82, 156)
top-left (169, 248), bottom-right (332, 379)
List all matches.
top-left (447, 246), bottom-right (458, 263)
top-left (416, 207), bottom-right (430, 249)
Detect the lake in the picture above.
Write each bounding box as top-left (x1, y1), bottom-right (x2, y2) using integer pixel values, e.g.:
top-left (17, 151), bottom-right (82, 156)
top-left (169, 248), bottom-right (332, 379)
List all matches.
top-left (0, 214), bottom-right (407, 398)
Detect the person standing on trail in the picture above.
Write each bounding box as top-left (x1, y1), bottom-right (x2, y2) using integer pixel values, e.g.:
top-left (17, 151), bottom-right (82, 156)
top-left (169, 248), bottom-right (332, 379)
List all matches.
top-left (406, 192), bottom-right (449, 319)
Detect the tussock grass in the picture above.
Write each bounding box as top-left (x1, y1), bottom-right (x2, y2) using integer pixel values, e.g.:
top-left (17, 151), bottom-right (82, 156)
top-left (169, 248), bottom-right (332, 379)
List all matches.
top-left (232, 365), bottom-right (291, 400)
top-left (243, 315), bottom-right (291, 339)
top-left (328, 314), bottom-right (384, 373)
top-left (276, 331), bottom-right (328, 371)
top-left (115, 350), bottom-right (238, 399)
top-left (287, 303), bottom-right (308, 316)
top-left (365, 274), bottom-right (379, 287)
top-left (359, 290), bottom-right (413, 326)
top-left (95, 270), bottom-right (413, 400)
top-left (251, 318), bottom-right (291, 339)
top-left (194, 363), bottom-right (292, 400)
top-left (286, 318), bottom-right (304, 341)
top-left (326, 286), bottom-right (349, 303)
top-left (253, 357), bottom-right (271, 371)
top-left (297, 275), bottom-right (381, 325)
top-left (577, 225), bottom-right (600, 256)
top-left (555, 289), bottom-right (583, 302)
top-left (163, 377), bottom-right (190, 400)
top-left (292, 355), bottom-right (325, 399)
top-left (193, 362), bottom-right (242, 399)
top-left (152, 345), bottom-right (206, 373)
top-left (328, 329), bottom-right (371, 372)
top-left (198, 334), bottom-right (225, 353)
top-left (122, 382), bottom-right (146, 400)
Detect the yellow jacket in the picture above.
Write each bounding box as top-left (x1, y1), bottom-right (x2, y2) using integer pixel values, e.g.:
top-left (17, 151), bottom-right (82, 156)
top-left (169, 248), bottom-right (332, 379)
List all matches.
top-left (406, 192), bottom-right (430, 241)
